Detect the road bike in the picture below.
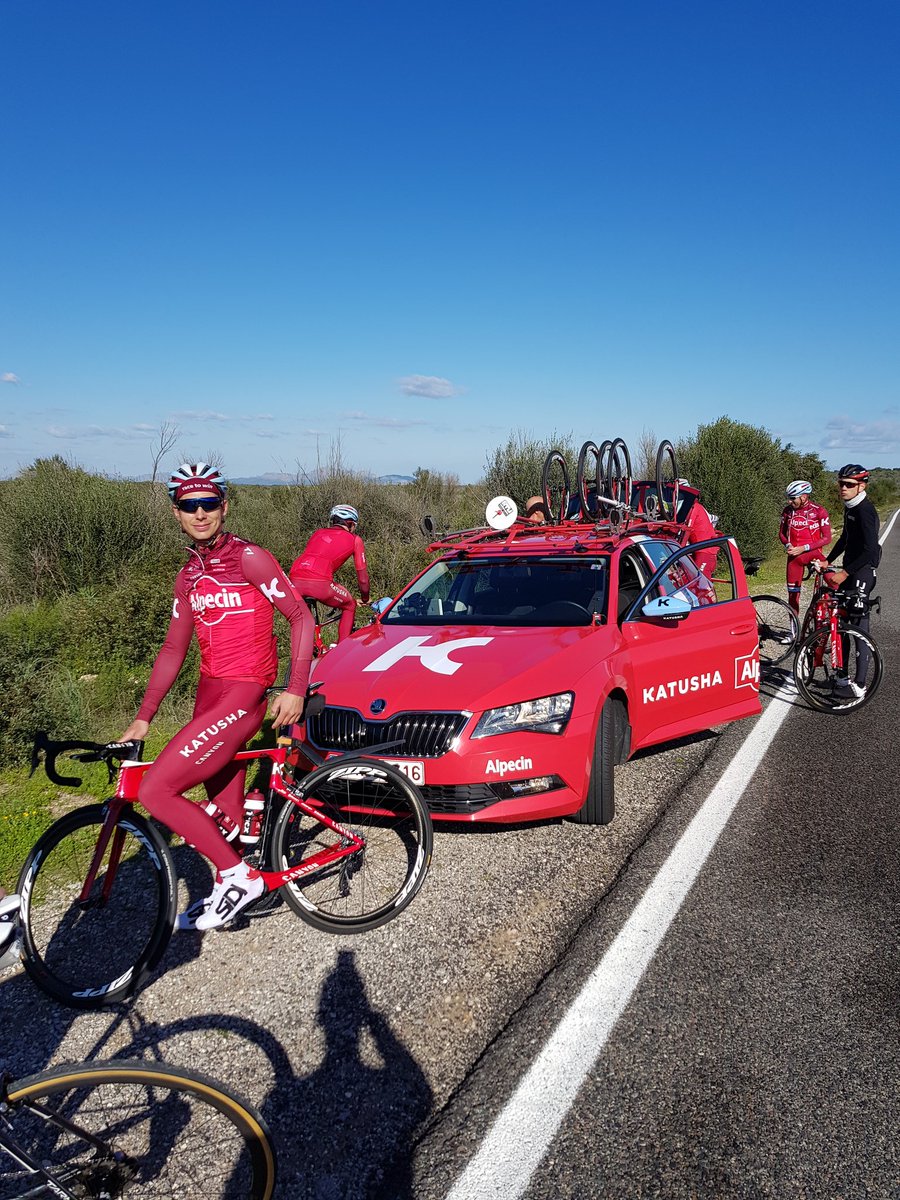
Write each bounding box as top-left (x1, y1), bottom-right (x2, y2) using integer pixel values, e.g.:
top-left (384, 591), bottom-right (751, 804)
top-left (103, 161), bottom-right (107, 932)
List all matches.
top-left (793, 568), bottom-right (883, 713)
top-left (750, 594), bottom-right (799, 668)
top-left (0, 1059), bottom-right (276, 1198)
top-left (17, 724), bottom-right (433, 1008)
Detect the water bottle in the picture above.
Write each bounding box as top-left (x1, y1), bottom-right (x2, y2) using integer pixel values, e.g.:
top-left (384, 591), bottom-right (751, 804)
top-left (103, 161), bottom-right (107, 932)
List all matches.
top-left (240, 788), bottom-right (266, 847)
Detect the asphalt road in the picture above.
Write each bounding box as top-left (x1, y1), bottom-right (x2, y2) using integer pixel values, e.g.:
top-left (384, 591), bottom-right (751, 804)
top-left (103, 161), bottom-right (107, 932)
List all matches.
top-left (409, 520), bottom-right (900, 1200)
top-left (1, 520), bottom-right (896, 1200)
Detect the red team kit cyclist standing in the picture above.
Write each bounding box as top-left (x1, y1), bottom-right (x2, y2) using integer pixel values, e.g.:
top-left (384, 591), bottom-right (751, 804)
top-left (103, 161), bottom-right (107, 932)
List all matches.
top-left (120, 464), bottom-right (314, 931)
top-left (780, 480), bottom-right (832, 615)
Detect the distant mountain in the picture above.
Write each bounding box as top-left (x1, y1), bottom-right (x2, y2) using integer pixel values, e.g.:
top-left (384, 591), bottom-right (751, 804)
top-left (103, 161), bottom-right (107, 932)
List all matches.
top-left (227, 472), bottom-right (416, 486)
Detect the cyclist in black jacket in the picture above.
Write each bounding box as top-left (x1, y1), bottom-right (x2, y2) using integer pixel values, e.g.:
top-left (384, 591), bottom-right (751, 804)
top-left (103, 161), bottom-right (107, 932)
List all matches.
top-left (819, 464), bottom-right (881, 698)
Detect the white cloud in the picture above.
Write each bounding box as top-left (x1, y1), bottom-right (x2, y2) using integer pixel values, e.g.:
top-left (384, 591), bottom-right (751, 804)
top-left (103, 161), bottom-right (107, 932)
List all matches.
top-left (47, 424), bottom-right (156, 442)
top-left (397, 374), bottom-right (464, 399)
top-left (2, 372), bottom-right (21, 385)
top-left (342, 410), bottom-right (430, 429)
top-left (821, 416), bottom-right (900, 453)
top-left (173, 410), bottom-right (274, 423)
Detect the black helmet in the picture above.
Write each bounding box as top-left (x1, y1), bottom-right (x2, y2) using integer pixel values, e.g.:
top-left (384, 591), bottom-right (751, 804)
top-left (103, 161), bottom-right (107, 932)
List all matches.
top-left (837, 463), bottom-right (869, 482)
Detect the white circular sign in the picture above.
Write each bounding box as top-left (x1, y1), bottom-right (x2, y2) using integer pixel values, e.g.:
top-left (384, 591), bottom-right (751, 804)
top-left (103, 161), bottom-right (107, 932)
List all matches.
top-left (485, 495), bottom-right (518, 530)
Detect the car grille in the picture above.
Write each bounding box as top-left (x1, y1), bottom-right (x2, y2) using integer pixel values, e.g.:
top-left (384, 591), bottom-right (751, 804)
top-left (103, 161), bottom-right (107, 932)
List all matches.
top-left (307, 707), bottom-right (469, 758)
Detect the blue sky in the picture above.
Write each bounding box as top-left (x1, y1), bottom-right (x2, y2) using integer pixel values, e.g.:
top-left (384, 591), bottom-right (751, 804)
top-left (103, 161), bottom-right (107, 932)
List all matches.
top-left (2, 0), bottom-right (898, 483)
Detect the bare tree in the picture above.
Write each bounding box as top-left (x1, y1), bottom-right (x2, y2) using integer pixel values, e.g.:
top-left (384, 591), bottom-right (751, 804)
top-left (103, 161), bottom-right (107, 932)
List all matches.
top-left (635, 426), bottom-right (659, 480)
top-left (149, 421), bottom-right (179, 483)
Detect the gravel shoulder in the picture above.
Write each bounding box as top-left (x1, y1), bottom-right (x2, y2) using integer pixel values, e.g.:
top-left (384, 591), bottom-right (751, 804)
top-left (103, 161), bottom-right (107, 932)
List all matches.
top-left (0, 719), bottom-right (731, 1199)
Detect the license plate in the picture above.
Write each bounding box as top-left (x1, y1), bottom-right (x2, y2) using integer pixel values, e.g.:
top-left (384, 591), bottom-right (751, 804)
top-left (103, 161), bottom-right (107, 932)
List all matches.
top-left (384, 759), bottom-right (425, 785)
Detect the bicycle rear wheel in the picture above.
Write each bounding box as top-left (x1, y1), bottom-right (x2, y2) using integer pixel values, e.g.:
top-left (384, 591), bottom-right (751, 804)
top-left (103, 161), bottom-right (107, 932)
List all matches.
top-left (1, 1060), bottom-right (276, 1200)
top-left (17, 805), bottom-right (176, 1008)
top-left (270, 759), bottom-right (433, 933)
top-left (793, 625), bottom-right (883, 712)
top-left (654, 439), bottom-right (679, 519)
top-left (751, 594), bottom-right (799, 666)
top-left (607, 437), bottom-right (633, 510)
top-left (541, 449), bottom-right (571, 524)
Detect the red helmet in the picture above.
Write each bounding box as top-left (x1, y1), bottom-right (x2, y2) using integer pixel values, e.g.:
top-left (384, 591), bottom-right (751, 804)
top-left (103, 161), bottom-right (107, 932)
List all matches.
top-left (167, 462), bottom-right (228, 502)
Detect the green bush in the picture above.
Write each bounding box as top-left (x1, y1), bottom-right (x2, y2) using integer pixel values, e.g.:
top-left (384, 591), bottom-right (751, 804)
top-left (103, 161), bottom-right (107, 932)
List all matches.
top-left (678, 417), bottom-right (829, 560)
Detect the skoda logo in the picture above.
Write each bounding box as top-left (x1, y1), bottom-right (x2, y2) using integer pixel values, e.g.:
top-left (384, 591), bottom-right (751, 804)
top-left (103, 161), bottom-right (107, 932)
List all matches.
top-left (370, 698), bottom-right (387, 715)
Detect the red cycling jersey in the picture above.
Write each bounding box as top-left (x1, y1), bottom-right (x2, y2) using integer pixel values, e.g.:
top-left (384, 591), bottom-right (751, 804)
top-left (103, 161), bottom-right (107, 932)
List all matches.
top-left (779, 500), bottom-right (831, 552)
top-left (289, 526), bottom-right (370, 599)
top-left (137, 532), bottom-right (313, 722)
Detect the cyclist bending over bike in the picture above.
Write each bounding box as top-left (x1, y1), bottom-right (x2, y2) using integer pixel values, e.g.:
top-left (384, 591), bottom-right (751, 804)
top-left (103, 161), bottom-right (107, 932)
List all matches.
top-left (780, 480), bottom-right (831, 615)
top-left (289, 504), bottom-right (370, 644)
top-left (120, 463), bottom-right (314, 931)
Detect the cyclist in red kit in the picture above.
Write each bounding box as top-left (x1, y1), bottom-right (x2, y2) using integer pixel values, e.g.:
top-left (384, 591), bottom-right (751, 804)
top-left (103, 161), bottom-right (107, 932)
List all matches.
top-left (289, 504), bottom-right (370, 644)
top-left (780, 480), bottom-right (831, 614)
top-left (120, 463), bottom-right (313, 931)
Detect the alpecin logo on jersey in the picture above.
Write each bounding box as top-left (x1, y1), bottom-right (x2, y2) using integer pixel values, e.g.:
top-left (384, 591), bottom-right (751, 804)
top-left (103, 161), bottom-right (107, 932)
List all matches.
top-left (642, 670), bottom-right (723, 703)
top-left (179, 709), bottom-right (249, 758)
top-left (190, 574), bottom-right (249, 625)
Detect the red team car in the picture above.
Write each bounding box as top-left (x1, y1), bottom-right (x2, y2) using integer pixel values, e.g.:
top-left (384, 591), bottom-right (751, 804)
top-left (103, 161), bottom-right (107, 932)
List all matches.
top-left (297, 501), bottom-right (761, 825)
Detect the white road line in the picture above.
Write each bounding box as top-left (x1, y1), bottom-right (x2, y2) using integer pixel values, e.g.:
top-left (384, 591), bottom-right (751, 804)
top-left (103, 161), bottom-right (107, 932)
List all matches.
top-left (445, 679), bottom-right (796, 1200)
top-left (446, 512), bottom-right (899, 1200)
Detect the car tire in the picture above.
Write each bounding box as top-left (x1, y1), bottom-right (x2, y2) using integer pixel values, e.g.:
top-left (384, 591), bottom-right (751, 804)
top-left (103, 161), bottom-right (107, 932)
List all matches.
top-left (569, 695), bottom-right (629, 825)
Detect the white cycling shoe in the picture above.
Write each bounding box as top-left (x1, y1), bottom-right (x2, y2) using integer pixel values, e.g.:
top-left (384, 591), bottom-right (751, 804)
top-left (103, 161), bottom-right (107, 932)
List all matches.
top-left (193, 864), bottom-right (266, 931)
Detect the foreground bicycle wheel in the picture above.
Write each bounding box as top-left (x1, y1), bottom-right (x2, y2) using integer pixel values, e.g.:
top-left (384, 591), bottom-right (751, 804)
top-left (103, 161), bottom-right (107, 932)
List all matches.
top-left (1, 1060), bottom-right (276, 1199)
top-left (270, 759), bottom-right (433, 933)
top-left (17, 805), bottom-right (176, 1008)
top-left (751, 594), bottom-right (799, 666)
top-left (793, 625), bottom-right (883, 712)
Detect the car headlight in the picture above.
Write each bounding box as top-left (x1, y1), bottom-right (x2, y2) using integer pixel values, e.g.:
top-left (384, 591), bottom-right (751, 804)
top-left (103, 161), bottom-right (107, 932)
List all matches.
top-left (471, 692), bottom-right (574, 739)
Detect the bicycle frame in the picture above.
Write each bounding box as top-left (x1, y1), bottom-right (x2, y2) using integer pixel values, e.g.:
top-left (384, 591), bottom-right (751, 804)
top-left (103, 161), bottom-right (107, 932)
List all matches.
top-left (71, 744), bottom-right (370, 905)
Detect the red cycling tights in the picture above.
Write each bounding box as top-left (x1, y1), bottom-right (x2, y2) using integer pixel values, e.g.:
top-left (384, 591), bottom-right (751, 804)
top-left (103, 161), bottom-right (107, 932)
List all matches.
top-left (137, 677), bottom-right (267, 873)
top-left (291, 576), bottom-right (357, 641)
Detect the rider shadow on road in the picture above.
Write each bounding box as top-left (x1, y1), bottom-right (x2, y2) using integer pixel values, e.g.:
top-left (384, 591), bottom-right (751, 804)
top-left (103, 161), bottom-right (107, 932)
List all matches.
top-left (268, 949), bottom-right (433, 1200)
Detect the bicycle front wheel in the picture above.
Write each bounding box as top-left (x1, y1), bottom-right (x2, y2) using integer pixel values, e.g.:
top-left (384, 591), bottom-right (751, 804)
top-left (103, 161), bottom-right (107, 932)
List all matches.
top-left (793, 625), bottom-right (883, 712)
top-left (17, 805), bottom-right (176, 1008)
top-left (751, 594), bottom-right (799, 666)
top-left (1, 1060), bottom-right (276, 1200)
top-left (270, 759), bottom-right (433, 933)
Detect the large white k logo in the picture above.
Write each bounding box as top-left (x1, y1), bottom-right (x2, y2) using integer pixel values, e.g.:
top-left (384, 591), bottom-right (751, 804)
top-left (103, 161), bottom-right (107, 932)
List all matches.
top-left (363, 635), bottom-right (493, 676)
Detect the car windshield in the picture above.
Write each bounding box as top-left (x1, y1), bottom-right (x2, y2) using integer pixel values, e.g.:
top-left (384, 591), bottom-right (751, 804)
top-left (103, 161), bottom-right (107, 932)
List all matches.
top-left (383, 556), bottom-right (609, 626)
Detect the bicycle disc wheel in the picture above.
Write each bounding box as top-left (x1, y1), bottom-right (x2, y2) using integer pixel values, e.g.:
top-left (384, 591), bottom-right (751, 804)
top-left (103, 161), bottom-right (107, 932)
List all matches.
top-left (1, 1060), bottom-right (276, 1200)
top-left (751, 594), bottom-right (799, 666)
top-left (270, 759), bottom-right (433, 933)
top-left (17, 805), bottom-right (176, 1008)
top-left (575, 440), bottom-right (601, 519)
top-left (541, 449), bottom-right (571, 524)
top-left (654, 439), bottom-right (679, 519)
top-left (793, 625), bottom-right (883, 712)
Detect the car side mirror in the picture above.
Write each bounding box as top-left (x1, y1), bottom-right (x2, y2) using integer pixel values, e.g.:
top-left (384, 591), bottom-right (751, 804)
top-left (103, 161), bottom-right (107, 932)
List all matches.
top-left (641, 595), bottom-right (692, 621)
top-left (371, 597), bottom-right (392, 617)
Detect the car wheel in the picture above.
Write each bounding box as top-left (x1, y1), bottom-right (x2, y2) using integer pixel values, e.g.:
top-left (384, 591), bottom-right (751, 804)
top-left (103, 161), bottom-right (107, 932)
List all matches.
top-left (569, 695), bottom-right (629, 825)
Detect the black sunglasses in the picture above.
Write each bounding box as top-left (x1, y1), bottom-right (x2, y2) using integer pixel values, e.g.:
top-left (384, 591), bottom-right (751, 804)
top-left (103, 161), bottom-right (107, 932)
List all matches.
top-left (176, 497), bottom-right (223, 513)
top-left (838, 480), bottom-right (860, 488)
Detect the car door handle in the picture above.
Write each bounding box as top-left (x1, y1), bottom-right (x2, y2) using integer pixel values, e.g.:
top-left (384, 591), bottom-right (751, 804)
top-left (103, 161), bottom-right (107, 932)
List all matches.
top-left (730, 625), bottom-right (756, 635)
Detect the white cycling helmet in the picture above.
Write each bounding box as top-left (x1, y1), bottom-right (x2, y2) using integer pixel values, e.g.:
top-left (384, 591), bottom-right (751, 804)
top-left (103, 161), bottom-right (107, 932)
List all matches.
top-left (785, 480), bottom-right (812, 499)
top-left (168, 462), bottom-right (228, 501)
top-left (330, 504), bottom-right (359, 525)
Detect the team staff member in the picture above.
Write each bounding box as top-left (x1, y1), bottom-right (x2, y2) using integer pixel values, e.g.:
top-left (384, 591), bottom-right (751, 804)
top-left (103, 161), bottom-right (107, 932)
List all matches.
top-left (818, 464), bottom-right (881, 698)
top-left (677, 480), bottom-right (719, 578)
top-left (121, 463), bottom-right (314, 931)
top-left (289, 505), bottom-right (370, 643)
top-left (780, 480), bottom-right (832, 615)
